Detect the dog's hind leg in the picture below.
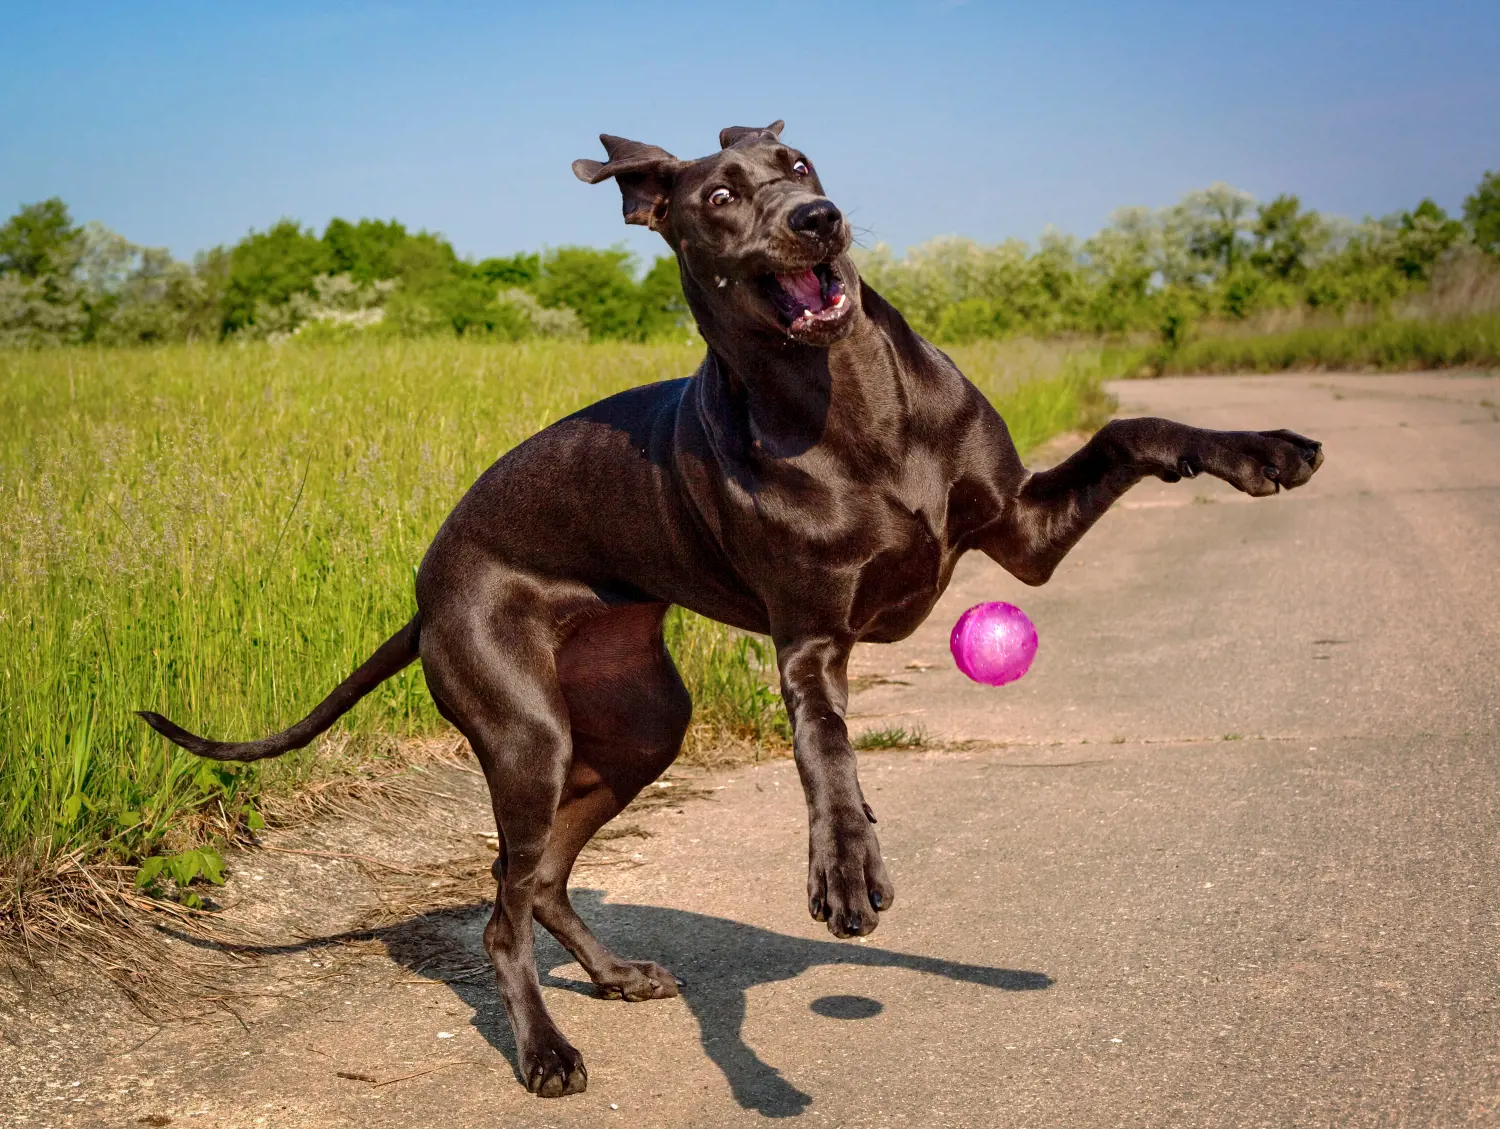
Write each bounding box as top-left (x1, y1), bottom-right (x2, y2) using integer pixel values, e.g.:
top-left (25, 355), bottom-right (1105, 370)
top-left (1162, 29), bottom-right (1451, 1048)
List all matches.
top-left (533, 771), bottom-right (684, 1001)
top-left (982, 418), bottom-right (1324, 585)
top-left (419, 601), bottom-right (587, 1099)
top-left (533, 603), bottom-right (691, 1001)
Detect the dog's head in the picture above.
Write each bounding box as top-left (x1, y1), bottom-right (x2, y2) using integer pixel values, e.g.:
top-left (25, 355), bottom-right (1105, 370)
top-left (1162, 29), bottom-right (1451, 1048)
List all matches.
top-left (573, 122), bottom-right (858, 347)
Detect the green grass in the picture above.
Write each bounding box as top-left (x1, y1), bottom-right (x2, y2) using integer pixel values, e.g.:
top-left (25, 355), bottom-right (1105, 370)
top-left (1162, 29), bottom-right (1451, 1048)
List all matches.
top-left (1153, 313), bottom-right (1500, 375)
top-left (948, 337), bottom-right (1124, 447)
top-left (0, 336), bottom-right (1111, 889)
top-left (851, 726), bottom-right (929, 751)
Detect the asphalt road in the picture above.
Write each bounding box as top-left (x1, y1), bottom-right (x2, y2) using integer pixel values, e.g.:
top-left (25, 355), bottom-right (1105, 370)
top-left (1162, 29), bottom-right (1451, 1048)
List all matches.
top-left (8, 372), bottom-right (1498, 1128)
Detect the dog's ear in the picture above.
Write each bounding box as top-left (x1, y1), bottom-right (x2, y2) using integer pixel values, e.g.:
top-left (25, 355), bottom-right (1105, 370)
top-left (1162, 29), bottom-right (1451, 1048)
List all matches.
top-left (718, 120), bottom-right (785, 149)
top-left (572, 135), bottom-right (683, 229)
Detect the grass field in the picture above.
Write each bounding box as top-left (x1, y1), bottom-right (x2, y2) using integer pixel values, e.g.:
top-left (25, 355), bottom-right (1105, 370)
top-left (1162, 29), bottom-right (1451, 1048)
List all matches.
top-left (1152, 313), bottom-right (1500, 376)
top-left (0, 336), bottom-right (1113, 902)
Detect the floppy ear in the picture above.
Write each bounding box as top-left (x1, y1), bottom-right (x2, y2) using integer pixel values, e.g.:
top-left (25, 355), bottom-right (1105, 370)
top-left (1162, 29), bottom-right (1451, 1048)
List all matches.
top-left (572, 135), bottom-right (683, 229)
top-left (718, 120), bottom-right (785, 149)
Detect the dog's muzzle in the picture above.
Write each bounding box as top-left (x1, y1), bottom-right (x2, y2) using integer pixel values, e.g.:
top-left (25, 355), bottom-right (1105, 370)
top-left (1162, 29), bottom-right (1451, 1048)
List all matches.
top-left (762, 263), bottom-right (852, 339)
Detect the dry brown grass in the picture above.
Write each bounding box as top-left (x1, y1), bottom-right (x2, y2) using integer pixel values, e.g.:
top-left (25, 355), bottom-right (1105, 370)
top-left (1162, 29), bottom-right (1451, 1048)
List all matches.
top-left (0, 732), bottom-right (483, 1016)
top-left (1404, 247), bottom-right (1500, 319)
top-left (0, 724), bottom-right (771, 1014)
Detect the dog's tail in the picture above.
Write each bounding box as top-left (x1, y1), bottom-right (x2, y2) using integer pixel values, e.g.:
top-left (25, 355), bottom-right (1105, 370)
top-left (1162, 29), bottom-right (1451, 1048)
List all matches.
top-left (137, 615), bottom-right (422, 763)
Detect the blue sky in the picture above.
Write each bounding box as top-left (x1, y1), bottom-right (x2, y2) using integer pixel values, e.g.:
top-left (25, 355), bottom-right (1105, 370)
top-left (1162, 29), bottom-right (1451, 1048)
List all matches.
top-left (2, 1), bottom-right (1497, 266)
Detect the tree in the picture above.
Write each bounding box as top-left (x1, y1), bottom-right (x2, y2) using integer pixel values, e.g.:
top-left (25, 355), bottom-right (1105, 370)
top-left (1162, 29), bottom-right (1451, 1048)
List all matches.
top-left (1394, 199), bottom-right (1464, 281)
top-left (476, 253), bottom-right (542, 289)
top-left (1251, 195), bottom-right (1327, 280)
top-left (1173, 182), bottom-right (1257, 278)
top-left (1083, 206), bottom-right (1156, 331)
top-left (535, 247), bottom-right (646, 340)
top-left (322, 218), bottom-right (411, 283)
top-left (0, 198), bottom-right (82, 280)
top-left (99, 247), bottom-right (193, 344)
top-left (0, 199), bottom-right (88, 346)
top-left (1463, 170), bottom-right (1500, 256)
top-left (638, 256), bottom-right (688, 339)
top-left (221, 219), bottom-right (331, 335)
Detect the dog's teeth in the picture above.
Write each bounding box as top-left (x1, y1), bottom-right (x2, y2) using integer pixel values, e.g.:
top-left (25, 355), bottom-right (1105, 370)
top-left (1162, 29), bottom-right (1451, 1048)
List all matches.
top-left (715, 276), bottom-right (727, 288)
top-left (833, 293), bottom-right (846, 308)
top-left (803, 309), bottom-right (813, 319)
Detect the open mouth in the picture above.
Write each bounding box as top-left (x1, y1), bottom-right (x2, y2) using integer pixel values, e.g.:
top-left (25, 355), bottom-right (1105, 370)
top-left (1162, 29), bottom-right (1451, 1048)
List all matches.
top-left (760, 262), bottom-right (851, 337)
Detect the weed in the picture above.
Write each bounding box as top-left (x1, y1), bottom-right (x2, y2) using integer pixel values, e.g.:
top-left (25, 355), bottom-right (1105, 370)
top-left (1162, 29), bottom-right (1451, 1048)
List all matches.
top-left (852, 726), bottom-right (929, 750)
top-left (134, 846), bottom-right (227, 909)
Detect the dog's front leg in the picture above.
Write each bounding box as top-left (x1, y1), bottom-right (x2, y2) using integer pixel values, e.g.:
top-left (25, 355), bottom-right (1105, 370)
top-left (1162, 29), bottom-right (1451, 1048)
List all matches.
top-left (776, 634), bottom-right (895, 938)
top-left (984, 417), bottom-right (1324, 585)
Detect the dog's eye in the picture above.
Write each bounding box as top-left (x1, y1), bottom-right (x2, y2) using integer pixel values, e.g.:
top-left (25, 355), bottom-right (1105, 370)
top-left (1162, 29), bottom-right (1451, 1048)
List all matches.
top-left (709, 187), bottom-right (734, 207)
top-left (792, 160), bottom-right (811, 177)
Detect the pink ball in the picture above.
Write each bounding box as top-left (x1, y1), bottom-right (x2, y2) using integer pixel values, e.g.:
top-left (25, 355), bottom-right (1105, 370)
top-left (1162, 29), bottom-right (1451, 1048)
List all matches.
top-left (949, 602), bottom-right (1038, 686)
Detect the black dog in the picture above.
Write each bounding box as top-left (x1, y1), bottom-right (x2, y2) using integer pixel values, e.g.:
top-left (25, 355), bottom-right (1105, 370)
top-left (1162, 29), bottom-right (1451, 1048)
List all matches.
top-left (141, 121), bottom-right (1323, 1097)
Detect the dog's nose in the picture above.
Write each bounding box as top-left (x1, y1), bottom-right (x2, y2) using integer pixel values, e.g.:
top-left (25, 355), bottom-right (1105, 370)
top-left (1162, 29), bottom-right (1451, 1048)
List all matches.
top-left (789, 199), bottom-right (843, 242)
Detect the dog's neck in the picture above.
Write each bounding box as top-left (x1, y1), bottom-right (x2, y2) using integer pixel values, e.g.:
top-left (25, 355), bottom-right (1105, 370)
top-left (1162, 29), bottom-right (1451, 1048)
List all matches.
top-left (683, 273), bottom-right (917, 461)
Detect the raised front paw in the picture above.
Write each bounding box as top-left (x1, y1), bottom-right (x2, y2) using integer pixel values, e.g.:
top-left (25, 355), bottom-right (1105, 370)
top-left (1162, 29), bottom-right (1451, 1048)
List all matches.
top-left (808, 813), bottom-right (895, 939)
top-left (1197, 428), bottom-right (1324, 497)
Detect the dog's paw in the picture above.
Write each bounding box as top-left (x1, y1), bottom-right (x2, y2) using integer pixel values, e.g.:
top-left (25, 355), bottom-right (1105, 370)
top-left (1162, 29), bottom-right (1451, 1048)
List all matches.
top-left (1198, 429), bottom-right (1324, 497)
top-left (520, 1030), bottom-right (587, 1098)
top-left (595, 959), bottom-right (682, 1002)
top-left (808, 814), bottom-right (895, 939)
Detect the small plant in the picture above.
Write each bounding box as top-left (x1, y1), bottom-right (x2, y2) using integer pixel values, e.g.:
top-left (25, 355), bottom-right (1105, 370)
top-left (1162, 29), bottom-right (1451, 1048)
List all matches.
top-left (134, 846), bottom-right (227, 909)
top-left (853, 726), bottom-right (929, 750)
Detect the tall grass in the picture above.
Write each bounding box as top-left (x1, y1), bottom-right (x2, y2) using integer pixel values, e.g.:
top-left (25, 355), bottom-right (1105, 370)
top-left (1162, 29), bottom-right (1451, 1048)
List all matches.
top-left (1148, 249), bottom-right (1500, 376)
top-left (0, 337), bottom-right (1110, 881)
top-left (1154, 313), bottom-right (1500, 375)
top-left (950, 338), bottom-right (1124, 445)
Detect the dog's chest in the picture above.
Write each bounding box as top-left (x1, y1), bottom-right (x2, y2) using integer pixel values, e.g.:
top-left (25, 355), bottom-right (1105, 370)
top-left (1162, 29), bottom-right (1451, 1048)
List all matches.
top-left (731, 445), bottom-right (967, 639)
top-left (846, 500), bottom-right (948, 641)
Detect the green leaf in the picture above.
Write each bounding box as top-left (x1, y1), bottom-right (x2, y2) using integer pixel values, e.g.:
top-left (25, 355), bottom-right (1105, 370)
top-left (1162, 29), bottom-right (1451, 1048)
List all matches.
top-left (165, 849), bottom-right (201, 887)
top-left (197, 848), bottom-right (226, 885)
top-left (134, 857), bottom-right (167, 889)
top-left (193, 762), bottom-right (232, 797)
top-left (245, 808), bottom-right (265, 831)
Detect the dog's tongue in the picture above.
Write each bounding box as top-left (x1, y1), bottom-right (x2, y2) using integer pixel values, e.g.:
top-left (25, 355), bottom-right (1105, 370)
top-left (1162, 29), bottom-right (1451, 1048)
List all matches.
top-left (777, 269), bottom-right (825, 313)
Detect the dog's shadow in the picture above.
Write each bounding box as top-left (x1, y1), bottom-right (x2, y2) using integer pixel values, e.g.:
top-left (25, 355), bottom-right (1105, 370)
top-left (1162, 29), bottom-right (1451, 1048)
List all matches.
top-left (392, 889), bottom-right (1051, 1118)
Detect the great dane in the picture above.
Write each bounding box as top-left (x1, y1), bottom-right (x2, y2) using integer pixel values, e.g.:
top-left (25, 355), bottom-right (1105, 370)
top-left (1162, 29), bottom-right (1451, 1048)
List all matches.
top-left (142, 121), bottom-right (1323, 1097)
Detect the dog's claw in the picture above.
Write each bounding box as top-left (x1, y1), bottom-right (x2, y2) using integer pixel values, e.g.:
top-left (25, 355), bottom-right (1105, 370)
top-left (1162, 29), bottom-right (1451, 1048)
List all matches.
top-left (522, 1037), bottom-right (587, 1098)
